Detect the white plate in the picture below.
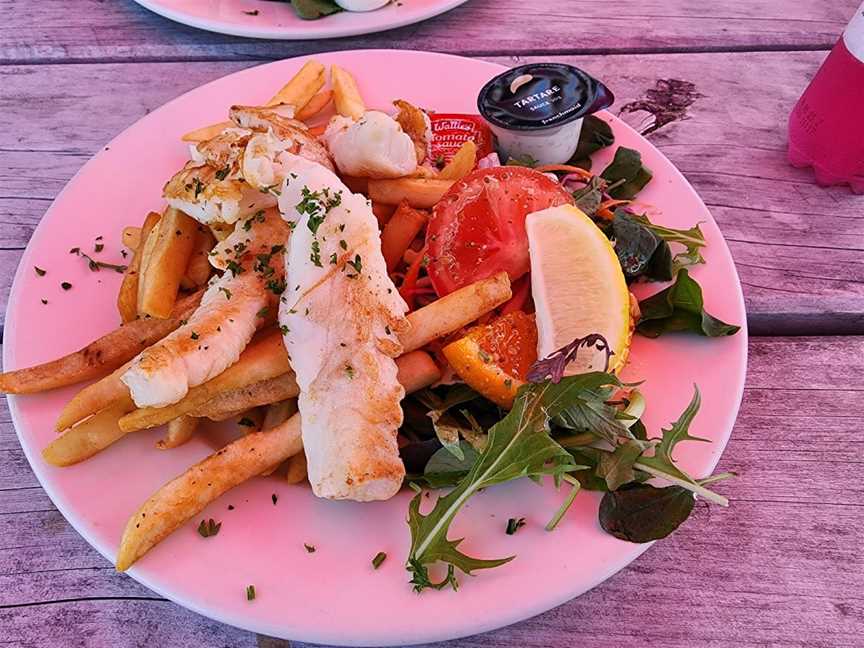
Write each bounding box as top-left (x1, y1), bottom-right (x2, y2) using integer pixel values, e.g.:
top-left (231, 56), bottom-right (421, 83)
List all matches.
top-left (5, 50), bottom-right (747, 645)
top-left (131, 0), bottom-right (469, 39)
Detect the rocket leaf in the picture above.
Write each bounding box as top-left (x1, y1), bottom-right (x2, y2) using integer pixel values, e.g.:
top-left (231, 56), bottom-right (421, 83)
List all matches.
top-left (406, 376), bottom-right (596, 592)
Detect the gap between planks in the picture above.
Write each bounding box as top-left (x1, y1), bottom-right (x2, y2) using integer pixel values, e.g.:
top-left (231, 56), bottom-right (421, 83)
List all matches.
top-left (0, 42), bottom-right (838, 68)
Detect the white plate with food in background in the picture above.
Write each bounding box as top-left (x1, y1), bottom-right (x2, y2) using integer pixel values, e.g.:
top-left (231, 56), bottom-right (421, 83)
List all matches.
top-left (131, 0), bottom-right (470, 39)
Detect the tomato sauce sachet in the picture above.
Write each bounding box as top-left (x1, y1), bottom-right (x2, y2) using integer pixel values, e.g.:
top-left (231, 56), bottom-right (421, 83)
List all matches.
top-left (428, 114), bottom-right (494, 166)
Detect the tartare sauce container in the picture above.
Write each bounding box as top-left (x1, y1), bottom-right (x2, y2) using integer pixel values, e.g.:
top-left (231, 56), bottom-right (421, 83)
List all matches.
top-left (477, 63), bottom-right (614, 166)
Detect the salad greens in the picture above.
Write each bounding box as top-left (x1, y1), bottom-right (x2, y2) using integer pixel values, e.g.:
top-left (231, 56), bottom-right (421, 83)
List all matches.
top-left (568, 115), bottom-right (615, 170)
top-left (601, 147), bottom-right (654, 199)
top-left (637, 269), bottom-right (741, 338)
top-left (405, 377), bottom-right (731, 592)
top-left (285, 0), bottom-right (342, 20)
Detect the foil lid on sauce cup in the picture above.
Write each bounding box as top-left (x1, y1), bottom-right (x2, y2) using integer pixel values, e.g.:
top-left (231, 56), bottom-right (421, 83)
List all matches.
top-left (477, 63), bottom-right (614, 165)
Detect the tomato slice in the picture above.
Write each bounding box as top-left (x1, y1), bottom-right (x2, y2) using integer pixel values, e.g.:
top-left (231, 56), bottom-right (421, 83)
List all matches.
top-left (425, 166), bottom-right (573, 295)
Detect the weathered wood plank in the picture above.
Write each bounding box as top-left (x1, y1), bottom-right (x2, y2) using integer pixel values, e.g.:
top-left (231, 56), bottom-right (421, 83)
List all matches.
top-left (1, 0), bottom-right (857, 64)
top-left (3, 51), bottom-right (863, 332)
top-left (2, 337), bottom-right (862, 646)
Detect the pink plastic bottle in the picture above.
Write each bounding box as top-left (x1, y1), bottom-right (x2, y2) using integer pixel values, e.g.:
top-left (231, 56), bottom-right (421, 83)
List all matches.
top-left (788, 2), bottom-right (864, 193)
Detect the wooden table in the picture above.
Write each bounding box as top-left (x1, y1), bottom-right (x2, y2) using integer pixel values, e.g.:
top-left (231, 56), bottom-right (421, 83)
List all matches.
top-left (3, 1), bottom-right (863, 646)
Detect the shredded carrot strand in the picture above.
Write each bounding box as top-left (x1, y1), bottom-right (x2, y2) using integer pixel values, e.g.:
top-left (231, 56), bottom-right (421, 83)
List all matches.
top-left (595, 199), bottom-right (631, 220)
top-left (534, 165), bottom-right (594, 179)
top-left (399, 244), bottom-right (428, 310)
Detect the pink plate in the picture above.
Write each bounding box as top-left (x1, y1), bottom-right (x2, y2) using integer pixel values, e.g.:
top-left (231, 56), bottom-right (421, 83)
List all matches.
top-left (4, 50), bottom-right (747, 645)
top-left (131, 0), bottom-right (470, 39)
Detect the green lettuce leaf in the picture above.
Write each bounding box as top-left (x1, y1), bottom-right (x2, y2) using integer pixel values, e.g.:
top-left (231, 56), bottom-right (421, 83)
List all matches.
top-left (600, 147), bottom-right (653, 199)
top-left (290, 0), bottom-right (342, 20)
top-left (636, 269), bottom-right (741, 338)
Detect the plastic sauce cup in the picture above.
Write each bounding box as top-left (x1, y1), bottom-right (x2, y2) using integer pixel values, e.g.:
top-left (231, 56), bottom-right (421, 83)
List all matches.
top-left (477, 63), bottom-right (614, 166)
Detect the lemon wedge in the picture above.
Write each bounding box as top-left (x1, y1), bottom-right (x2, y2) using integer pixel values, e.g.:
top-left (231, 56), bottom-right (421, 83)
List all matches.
top-left (527, 204), bottom-right (632, 374)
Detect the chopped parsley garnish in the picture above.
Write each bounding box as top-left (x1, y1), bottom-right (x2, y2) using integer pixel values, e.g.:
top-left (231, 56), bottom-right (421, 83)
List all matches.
top-left (227, 505), bottom-right (234, 511)
top-left (339, 239), bottom-right (348, 250)
top-left (215, 166), bottom-right (231, 181)
top-left (347, 254), bottom-right (362, 275)
top-left (237, 417), bottom-right (256, 428)
top-left (242, 219), bottom-right (253, 232)
top-left (34, 266), bottom-right (46, 277)
top-left (218, 287), bottom-right (232, 300)
top-left (192, 177), bottom-right (204, 199)
top-left (310, 240), bottom-right (322, 267)
top-left (271, 493), bottom-right (278, 505)
top-left (280, 325), bottom-right (289, 335)
top-left (296, 186), bottom-right (342, 235)
top-left (384, 325), bottom-right (391, 335)
top-left (338, 223), bottom-right (346, 232)
top-left (197, 518), bottom-right (221, 537)
top-left (243, 9), bottom-right (259, 15)
top-left (233, 242), bottom-right (247, 256)
top-left (304, 543), bottom-right (316, 553)
top-left (226, 260), bottom-right (244, 276)
top-left (478, 349), bottom-right (492, 363)
top-left (190, 331), bottom-right (199, 340)
top-left (270, 244), bottom-right (285, 255)
top-left (329, 252), bottom-right (338, 265)
top-left (121, 249), bottom-right (128, 258)
top-left (257, 306), bottom-right (270, 318)
top-left (256, 210), bottom-right (266, 223)
top-left (505, 518), bottom-right (526, 535)
top-left (265, 279), bottom-right (286, 295)
top-left (94, 243), bottom-right (104, 253)
top-left (69, 247), bottom-right (127, 273)
top-left (246, 585), bottom-right (256, 601)
top-left (61, 282), bottom-right (72, 290)
top-left (372, 552), bottom-right (387, 569)
top-left (40, 298), bottom-right (48, 305)
top-left (345, 364), bottom-right (355, 379)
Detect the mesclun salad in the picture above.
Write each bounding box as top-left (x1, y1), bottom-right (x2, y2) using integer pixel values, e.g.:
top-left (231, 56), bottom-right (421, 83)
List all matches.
top-left (1, 60), bottom-right (740, 595)
top-left (265, 0), bottom-right (392, 21)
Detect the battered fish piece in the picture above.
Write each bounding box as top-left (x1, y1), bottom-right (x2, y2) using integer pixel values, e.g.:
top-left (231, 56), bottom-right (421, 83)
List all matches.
top-left (277, 154), bottom-right (409, 501)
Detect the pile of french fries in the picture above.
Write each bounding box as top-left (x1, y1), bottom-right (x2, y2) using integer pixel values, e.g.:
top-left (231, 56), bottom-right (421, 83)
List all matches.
top-left (0, 61), bottom-right (507, 572)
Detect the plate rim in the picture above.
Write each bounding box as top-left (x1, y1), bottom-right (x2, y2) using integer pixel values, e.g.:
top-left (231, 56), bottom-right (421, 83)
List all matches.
top-left (4, 49), bottom-right (748, 645)
top-left (130, 0), bottom-right (470, 40)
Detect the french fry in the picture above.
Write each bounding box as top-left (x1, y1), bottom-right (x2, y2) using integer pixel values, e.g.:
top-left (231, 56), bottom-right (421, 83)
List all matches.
top-left (0, 291), bottom-right (203, 399)
top-left (439, 141), bottom-right (478, 181)
top-left (263, 399), bottom-right (298, 430)
top-left (381, 201), bottom-right (428, 272)
top-left (372, 202), bottom-right (396, 228)
top-left (266, 60), bottom-right (326, 110)
top-left (122, 226), bottom-right (142, 251)
top-left (156, 416), bottom-right (199, 450)
top-left (118, 212), bottom-right (161, 323)
top-left (394, 350), bottom-right (441, 392)
top-left (115, 351), bottom-right (439, 571)
top-left (119, 330), bottom-right (291, 433)
top-left (138, 207), bottom-right (198, 319)
top-left (284, 452), bottom-right (308, 484)
top-left (341, 175), bottom-right (369, 195)
top-left (367, 178), bottom-right (454, 209)
top-left (180, 121), bottom-right (233, 143)
top-left (330, 64), bottom-right (365, 120)
top-left (42, 395), bottom-right (136, 467)
top-left (400, 272), bottom-right (512, 352)
top-left (115, 414), bottom-right (303, 571)
top-left (295, 89), bottom-right (333, 122)
top-left (188, 373), bottom-right (299, 421)
top-left (180, 226), bottom-right (215, 290)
